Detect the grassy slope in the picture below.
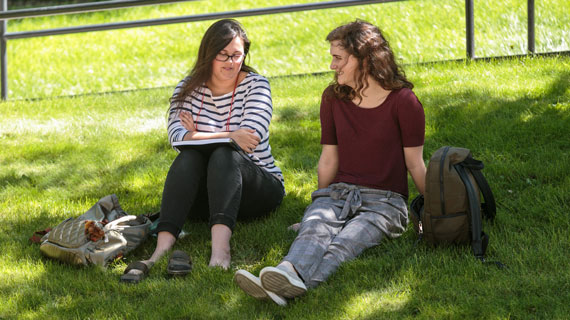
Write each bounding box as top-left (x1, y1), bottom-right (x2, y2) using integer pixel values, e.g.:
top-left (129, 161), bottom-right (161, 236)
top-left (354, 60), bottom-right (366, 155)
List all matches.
top-left (8, 0), bottom-right (570, 99)
top-left (1, 55), bottom-right (569, 319)
top-left (1, 0), bottom-right (569, 318)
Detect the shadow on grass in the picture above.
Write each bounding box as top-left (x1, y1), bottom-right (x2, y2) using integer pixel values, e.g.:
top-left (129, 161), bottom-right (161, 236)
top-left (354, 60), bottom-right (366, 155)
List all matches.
top-left (236, 67), bottom-right (569, 318)
top-left (1, 133), bottom-right (170, 196)
top-left (2, 68), bottom-right (569, 318)
top-left (335, 70), bottom-right (570, 319)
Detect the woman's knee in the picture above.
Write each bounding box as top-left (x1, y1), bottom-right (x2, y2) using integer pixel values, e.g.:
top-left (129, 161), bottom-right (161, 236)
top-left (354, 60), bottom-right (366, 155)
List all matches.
top-left (174, 148), bottom-right (204, 166)
top-left (208, 147), bottom-right (242, 178)
top-left (301, 201), bottom-right (339, 223)
top-left (169, 149), bottom-right (206, 177)
top-left (209, 146), bottom-right (239, 165)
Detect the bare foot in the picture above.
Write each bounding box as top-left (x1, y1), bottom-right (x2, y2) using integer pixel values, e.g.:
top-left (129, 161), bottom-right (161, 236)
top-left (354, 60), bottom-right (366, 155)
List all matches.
top-left (209, 249), bottom-right (231, 270)
top-left (209, 224), bottom-right (232, 270)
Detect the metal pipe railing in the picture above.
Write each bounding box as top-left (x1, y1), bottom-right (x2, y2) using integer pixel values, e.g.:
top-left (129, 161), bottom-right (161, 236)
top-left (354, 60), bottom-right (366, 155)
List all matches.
top-left (465, 0), bottom-right (474, 59)
top-left (0, 0), bottom-right (565, 100)
top-left (0, 0), bottom-right (403, 100)
top-left (528, 0), bottom-right (535, 54)
top-left (0, 0), bottom-right (194, 20)
top-left (1, 0), bottom-right (6, 99)
top-left (5, 0), bottom-right (401, 39)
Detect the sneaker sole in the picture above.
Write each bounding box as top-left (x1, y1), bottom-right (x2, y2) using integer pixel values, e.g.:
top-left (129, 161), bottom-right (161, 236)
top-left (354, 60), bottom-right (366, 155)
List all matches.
top-left (260, 267), bottom-right (307, 299)
top-left (234, 270), bottom-right (287, 306)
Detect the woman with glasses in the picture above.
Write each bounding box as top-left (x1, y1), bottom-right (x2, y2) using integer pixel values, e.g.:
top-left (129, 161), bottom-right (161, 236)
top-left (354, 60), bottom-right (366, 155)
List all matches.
top-left (121, 19), bottom-right (284, 283)
top-left (235, 20), bottom-right (426, 306)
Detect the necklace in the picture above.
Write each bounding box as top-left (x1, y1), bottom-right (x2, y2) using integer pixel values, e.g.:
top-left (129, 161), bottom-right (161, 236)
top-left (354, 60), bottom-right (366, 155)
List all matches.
top-left (195, 75), bottom-right (239, 132)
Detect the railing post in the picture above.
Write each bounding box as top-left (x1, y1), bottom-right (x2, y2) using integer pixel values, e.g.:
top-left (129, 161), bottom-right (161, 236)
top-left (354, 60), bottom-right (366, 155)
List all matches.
top-left (465, 0), bottom-right (474, 59)
top-left (528, 0), bottom-right (535, 54)
top-left (1, 0), bottom-right (7, 100)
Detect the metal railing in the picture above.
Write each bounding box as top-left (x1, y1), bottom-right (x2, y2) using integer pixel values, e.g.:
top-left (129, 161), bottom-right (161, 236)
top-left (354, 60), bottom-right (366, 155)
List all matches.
top-left (0, 0), bottom-right (553, 100)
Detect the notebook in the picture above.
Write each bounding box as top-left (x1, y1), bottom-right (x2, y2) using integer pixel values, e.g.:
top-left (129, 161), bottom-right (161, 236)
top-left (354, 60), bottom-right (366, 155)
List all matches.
top-left (171, 138), bottom-right (241, 151)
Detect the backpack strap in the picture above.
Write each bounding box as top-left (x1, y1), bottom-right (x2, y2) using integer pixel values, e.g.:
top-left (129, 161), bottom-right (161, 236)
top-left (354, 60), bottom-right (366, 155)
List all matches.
top-left (454, 164), bottom-right (486, 260)
top-left (461, 157), bottom-right (496, 221)
top-left (470, 169), bottom-right (496, 221)
top-left (459, 159), bottom-right (507, 268)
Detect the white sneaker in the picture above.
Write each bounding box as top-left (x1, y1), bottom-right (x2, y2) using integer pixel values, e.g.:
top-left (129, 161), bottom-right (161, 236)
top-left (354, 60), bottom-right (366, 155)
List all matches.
top-left (259, 266), bottom-right (307, 299)
top-left (234, 269), bottom-right (287, 306)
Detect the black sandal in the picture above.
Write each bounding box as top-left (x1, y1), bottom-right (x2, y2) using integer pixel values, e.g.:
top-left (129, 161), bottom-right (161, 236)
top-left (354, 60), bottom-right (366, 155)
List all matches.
top-left (167, 250), bottom-right (192, 276)
top-left (120, 261), bottom-right (151, 284)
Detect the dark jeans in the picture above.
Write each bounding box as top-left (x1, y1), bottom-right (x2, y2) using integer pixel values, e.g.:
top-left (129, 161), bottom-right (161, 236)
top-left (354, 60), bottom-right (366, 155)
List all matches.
top-left (156, 146), bottom-right (284, 237)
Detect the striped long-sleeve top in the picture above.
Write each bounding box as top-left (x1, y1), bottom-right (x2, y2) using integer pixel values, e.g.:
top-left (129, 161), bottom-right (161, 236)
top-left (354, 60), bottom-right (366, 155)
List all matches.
top-left (167, 72), bottom-right (284, 186)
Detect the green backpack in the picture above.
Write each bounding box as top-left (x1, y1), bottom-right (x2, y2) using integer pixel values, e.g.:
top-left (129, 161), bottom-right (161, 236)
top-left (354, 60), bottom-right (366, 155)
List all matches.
top-left (410, 146), bottom-right (496, 261)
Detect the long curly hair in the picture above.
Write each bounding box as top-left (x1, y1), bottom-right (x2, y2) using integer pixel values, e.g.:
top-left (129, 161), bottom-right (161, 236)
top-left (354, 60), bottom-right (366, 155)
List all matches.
top-left (170, 19), bottom-right (256, 106)
top-left (326, 20), bottom-right (413, 102)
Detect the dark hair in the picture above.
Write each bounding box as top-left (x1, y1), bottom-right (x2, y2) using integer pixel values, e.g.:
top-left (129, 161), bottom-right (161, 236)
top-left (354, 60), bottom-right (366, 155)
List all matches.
top-left (171, 19), bottom-right (256, 105)
top-left (326, 20), bottom-right (413, 102)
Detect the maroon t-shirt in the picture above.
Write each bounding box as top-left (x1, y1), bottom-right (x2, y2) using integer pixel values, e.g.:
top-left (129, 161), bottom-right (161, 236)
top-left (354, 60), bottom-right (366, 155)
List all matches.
top-left (320, 86), bottom-right (425, 197)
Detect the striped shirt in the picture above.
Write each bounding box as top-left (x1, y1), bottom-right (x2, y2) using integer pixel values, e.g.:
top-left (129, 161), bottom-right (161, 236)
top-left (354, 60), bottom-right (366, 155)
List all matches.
top-left (168, 72), bottom-right (284, 186)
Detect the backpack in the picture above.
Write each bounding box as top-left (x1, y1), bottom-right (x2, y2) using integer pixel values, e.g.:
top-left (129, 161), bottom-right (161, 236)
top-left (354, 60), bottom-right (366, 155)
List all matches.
top-left (410, 146), bottom-right (496, 261)
top-left (39, 194), bottom-right (152, 267)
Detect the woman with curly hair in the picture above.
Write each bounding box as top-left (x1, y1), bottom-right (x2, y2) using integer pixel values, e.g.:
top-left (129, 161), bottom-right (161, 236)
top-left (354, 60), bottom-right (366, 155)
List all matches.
top-left (235, 20), bottom-right (426, 306)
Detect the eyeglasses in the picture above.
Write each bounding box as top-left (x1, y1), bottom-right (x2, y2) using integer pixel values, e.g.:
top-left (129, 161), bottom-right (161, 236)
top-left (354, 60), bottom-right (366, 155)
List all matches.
top-left (215, 53), bottom-right (245, 62)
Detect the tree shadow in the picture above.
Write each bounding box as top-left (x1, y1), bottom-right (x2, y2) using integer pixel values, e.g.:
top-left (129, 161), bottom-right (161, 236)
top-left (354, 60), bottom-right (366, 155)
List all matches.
top-left (339, 69), bottom-right (570, 319)
top-left (2, 65), bottom-right (568, 318)
top-left (228, 67), bottom-right (570, 319)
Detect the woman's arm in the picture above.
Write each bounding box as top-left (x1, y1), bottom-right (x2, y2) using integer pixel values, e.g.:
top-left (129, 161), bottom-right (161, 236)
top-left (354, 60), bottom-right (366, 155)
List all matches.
top-left (404, 145), bottom-right (426, 195)
top-left (241, 76), bottom-right (273, 140)
top-left (318, 144), bottom-right (339, 189)
top-left (167, 79), bottom-right (194, 145)
top-left (179, 111), bottom-right (260, 153)
top-left (231, 74), bottom-right (272, 153)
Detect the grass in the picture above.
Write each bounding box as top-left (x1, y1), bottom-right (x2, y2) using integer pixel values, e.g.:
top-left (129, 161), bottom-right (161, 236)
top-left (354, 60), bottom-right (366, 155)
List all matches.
top-left (1, 55), bottom-right (569, 319)
top-left (6, 0), bottom-right (570, 99)
top-left (1, 0), bottom-right (570, 319)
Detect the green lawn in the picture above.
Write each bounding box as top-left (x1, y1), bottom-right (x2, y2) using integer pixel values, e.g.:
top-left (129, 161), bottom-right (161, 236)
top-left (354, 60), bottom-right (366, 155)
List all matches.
top-left (7, 0), bottom-right (570, 99)
top-left (1, 0), bottom-right (570, 319)
top-left (1, 55), bottom-right (569, 319)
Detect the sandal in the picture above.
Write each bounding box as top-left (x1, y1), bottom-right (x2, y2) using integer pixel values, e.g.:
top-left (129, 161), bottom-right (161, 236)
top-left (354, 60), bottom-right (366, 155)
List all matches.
top-left (120, 261), bottom-right (151, 284)
top-left (167, 250), bottom-right (192, 276)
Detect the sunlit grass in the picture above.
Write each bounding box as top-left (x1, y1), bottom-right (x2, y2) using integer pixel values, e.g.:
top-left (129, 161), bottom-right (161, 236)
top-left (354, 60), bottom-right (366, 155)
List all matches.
top-left (2, 1), bottom-right (570, 318)
top-left (7, 0), bottom-right (570, 99)
top-left (1, 55), bottom-right (569, 318)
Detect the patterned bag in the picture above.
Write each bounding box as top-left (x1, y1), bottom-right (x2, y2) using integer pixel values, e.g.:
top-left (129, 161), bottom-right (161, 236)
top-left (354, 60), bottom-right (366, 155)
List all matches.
top-left (39, 194), bottom-right (151, 267)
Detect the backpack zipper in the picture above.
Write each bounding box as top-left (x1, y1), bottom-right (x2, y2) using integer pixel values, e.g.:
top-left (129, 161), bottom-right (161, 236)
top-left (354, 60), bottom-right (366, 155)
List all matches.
top-left (439, 146), bottom-right (450, 215)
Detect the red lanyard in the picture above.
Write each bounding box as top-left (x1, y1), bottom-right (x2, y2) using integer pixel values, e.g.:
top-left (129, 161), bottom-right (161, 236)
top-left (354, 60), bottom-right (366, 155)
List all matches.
top-left (195, 76), bottom-right (239, 132)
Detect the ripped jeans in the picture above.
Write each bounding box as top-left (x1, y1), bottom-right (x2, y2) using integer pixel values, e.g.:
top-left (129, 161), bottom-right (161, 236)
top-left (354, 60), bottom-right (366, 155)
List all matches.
top-left (283, 183), bottom-right (408, 288)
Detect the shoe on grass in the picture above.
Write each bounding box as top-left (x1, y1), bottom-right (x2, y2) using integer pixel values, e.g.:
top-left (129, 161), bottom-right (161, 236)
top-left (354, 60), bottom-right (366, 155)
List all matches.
top-left (120, 260), bottom-right (152, 284)
top-left (259, 265), bottom-right (307, 298)
top-left (167, 250), bottom-right (192, 276)
top-left (234, 269), bottom-right (287, 306)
